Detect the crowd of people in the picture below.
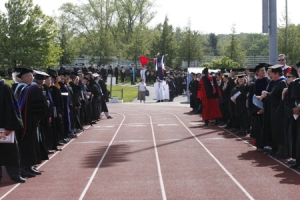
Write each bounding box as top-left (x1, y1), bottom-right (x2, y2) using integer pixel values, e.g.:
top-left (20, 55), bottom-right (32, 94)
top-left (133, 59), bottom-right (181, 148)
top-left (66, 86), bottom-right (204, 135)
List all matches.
top-left (189, 54), bottom-right (300, 169)
top-left (0, 67), bottom-right (112, 183)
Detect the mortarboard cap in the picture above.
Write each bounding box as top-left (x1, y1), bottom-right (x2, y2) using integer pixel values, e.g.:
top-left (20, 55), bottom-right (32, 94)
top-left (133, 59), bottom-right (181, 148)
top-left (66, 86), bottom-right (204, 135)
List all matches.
top-left (64, 71), bottom-right (71, 76)
top-left (248, 68), bottom-right (256, 73)
top-left (33, 70), bottom-right (50, 80)
top-left (287, 67), bottom-right (298, 78)
top-left (83, 77), bottom-right (90, 81)
top-left (93, 73), bottom-right (100, 77)
top-left (202, 68), bottom-right (209, 74)
top-left (269, 64), bottom-right (283, 73)
top-left (232, 68), bottom-right (246, 73)
top-left (17, 68), bottom-right (33, 78)
top-left (71, 71), bottom-right (78, 76)
top-left (47, 69), bottom-right (58, 79)
top-left (237, 74), bottom-right (246, 78)
top-left (58, 70), bottom-right (65, 76)
top-left (254, 63), bottom-right (272, 72)
top-left (13, 67), bottom-right (23, 73)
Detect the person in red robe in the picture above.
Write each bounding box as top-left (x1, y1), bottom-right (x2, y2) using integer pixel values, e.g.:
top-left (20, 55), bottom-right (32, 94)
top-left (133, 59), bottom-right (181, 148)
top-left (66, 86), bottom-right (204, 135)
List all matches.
top-left (197, 68), bottom-right (222, 126)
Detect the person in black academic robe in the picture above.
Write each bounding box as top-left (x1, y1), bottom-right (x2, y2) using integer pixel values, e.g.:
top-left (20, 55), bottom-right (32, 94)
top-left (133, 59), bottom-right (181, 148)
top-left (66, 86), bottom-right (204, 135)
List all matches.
top-left (69, 75), bottom-right (83, 132)
top-left (247, 64), bottom-right (270, 150)
top-left (120, 67), bottom-right (126, 84)
top-left (114, 66), bottom-right (119, 84)
top-left (290, 78), bottom-right (300, 168)
top-left (261, 66), bottom-right (287, 158)
top-left (49, 78), bottom-right (65, 147)
top-left (282, 69), bottom-right (298, 159)
top-left (230, 75), bottom-right (250, 135)
top-left (86, 78), bottom-right (101, 121)
top-left (0, 80), bottom-right (25, 183)
top-left (100, 66), bottom-right (107, 82)
top-left (17, 80), bottom-right (49, 177)
top-left (224, 74), bottom-right (237, 130)
top-left (188, 73), bottom-right (199, 113)
top-left (98, 77), bottom-right (112, 119)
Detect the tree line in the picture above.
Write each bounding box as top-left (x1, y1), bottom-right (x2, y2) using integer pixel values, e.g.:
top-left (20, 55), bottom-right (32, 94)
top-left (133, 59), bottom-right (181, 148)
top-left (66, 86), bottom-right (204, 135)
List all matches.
top-left (0, 0), bottom-right (299, 71)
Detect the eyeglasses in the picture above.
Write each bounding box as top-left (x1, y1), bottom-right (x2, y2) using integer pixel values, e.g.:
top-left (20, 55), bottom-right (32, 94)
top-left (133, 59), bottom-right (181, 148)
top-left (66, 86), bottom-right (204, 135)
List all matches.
top-left (278, 59), bottom-right (285, 61)
top-left (287, 76), bottom-right (293, 78)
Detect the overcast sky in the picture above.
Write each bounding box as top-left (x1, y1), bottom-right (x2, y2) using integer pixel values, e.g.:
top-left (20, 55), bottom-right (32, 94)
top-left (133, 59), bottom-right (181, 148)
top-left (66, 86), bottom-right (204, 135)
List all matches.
top-left (1, 0), bottom-right (299, 34)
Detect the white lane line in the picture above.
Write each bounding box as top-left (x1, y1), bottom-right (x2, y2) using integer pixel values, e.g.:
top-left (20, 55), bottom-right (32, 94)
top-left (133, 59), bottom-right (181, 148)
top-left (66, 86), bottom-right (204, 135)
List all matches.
top-left (79, 113), bottom-right (126, 200)
top-left (170, 114), bottom-right (254, 200)
top-left (220, 127), bottom-right (300, 176)
top-left (124, 124), bottom-right (147, 127)
top-left (157, 124), bottom-right (178, 126)
top-left (94, 125), bottom-right (115, 128)
top-left (144, 113), bottom-right (167, 200)
top-left (0, 126), bottom-right (91, 200)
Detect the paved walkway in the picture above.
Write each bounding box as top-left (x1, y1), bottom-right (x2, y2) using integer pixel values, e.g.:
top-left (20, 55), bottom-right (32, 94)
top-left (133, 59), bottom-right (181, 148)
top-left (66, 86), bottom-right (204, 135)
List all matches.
top-left (131, 84), bottom-right (189, 106)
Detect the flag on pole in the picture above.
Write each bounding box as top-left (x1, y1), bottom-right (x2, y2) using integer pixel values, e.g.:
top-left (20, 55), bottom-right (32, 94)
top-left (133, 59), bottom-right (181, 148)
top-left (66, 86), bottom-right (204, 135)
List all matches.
top-left (156, 55), bottom-right (165, 81)
top-left (139, 56), bottom-right (149, 67)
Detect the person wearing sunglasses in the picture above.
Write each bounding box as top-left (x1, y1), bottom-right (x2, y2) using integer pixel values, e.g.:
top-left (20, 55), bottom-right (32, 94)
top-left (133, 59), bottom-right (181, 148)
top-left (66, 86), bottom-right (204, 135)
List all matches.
top-left (281, 68), bottom-right (299, 166)
top-left (278, 54), bottom-right (292, 78)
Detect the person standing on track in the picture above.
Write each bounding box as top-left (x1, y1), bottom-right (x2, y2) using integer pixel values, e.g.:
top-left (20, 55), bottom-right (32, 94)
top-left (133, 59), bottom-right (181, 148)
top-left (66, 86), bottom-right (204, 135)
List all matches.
top-left (0, 79), bottom-right (26, 183)
top-left (197, 68), bottom-right (222, 126)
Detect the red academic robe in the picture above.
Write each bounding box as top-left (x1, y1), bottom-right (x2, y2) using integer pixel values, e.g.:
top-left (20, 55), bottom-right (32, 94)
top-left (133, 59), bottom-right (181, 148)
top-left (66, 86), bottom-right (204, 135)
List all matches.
top-left (197, 76), bottom-right (222, 121)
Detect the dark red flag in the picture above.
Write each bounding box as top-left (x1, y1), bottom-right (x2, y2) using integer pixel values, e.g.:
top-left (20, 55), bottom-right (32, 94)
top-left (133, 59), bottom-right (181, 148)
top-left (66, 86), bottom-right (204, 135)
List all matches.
top-left (139, 56), bottom-right (149, 67)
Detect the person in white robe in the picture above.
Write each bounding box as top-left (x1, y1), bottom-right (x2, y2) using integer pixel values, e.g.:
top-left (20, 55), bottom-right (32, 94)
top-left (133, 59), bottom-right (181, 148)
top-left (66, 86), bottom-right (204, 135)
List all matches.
top-left (154, 79), bottom-right (162, 102)
top-left (162, 79), bottom-right (169, 101)
top-left (140, 67), bottom-right (146, 84)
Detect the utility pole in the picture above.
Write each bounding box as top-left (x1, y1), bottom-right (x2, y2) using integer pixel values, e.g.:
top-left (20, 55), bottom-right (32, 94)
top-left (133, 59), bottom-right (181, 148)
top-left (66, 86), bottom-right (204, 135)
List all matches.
top-left (285, 0), bottom-right (288, 56)
top-left (269, 0), bottom-right (278, 65)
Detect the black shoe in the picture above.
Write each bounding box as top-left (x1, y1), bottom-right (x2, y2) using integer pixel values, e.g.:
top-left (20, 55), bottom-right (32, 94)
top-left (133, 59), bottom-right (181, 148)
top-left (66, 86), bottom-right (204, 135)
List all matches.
top-left (107, 116), bottom-right (113, 119)
top-left (290, 164), bottom-right (300, 169)
top-left (57, 142), bottom-right (65, 146)
top-left (48, 150), bottom-right (55, 154)
top-left (287, 159), bottom-right (296, 164)
top-left (54, 147), bottom-right (62, 151)
top-left (68, 134), bottom-right (77, 139)
top-left (21, 169), bottom-right (36, 178)
top-left (224, 125), bottom-right (231, 129)
top-left (28, 167), bottom-right (42, 175)
top-left (11, 176), bottom-right (26, 183)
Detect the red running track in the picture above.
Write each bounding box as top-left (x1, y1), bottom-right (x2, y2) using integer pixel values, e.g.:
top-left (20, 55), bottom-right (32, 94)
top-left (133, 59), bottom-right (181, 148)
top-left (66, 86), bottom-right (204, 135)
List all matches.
top-left (1, 103), bottom-right (300, 200)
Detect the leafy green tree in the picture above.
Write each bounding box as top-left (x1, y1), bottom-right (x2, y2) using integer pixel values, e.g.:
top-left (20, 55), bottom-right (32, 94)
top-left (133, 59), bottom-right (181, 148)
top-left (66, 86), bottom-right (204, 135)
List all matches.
top-left (223, 25), bottom-right (246, 67)
top-left (150, 16), bottom-right (177, 67)
top-left (0, 0), bottom-right (62, 68)
top-left (177, 19), bottom-right (203, 68)
top-left (278, 24), bottom-right (300, 66)
top-left (208, 33), bottom-right (219, 56)
top-left (202, 56), bottom-right (240, 70)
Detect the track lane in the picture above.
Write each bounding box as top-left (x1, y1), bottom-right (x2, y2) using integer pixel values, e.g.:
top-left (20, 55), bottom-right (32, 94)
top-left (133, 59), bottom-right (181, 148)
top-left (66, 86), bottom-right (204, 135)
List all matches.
top-left (82, 112), bottom-right (164, 200)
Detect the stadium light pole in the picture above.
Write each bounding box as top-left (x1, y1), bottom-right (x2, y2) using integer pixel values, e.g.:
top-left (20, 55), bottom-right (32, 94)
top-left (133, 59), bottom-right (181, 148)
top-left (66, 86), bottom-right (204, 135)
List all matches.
top-left (269, 0), bottom-right (278, 65)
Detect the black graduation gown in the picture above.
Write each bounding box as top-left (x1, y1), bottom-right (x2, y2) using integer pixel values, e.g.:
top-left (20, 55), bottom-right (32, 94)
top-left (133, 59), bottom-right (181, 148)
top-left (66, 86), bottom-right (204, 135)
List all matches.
top-left (114, 68), bottom-right (119, 84)
top-left (248, 77), bottom-right (269, 147)
top-left (231, 85), bottom-right (249, 131)
top-left (189, 79), bottom-right (199, 109)
top-left (268, 79), bottom-right (287, 147)
top-left (0, 83), bottom-right (23, 168)
top-left (87, 81), bottom-right (101, 121)
top-left (291, 79), bottom-right (300, 165)
top-left (283, 81), bottom-right (297, 158)
top-left (69, 82), bottom-right (82, 129)
top-left (49, 85), bottom-right (64, 144)
top-left (18, 84), bottom-right (49, 167)
top-left (225, 77), bottom-right (237, 128)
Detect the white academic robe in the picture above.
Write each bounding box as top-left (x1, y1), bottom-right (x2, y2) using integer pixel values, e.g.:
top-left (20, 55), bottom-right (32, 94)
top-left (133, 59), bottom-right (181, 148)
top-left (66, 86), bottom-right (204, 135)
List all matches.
top-left (154, 82), bottom-right (162, 100)
top-left (140, 69), bottom-right (146, 83)
top-left (162, 80), bottom-right (169, 100)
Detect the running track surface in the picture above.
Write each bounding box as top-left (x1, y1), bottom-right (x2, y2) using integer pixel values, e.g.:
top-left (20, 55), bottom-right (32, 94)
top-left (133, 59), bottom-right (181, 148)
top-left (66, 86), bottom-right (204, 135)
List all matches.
top-left (1, 103), bottom-right (300, 200)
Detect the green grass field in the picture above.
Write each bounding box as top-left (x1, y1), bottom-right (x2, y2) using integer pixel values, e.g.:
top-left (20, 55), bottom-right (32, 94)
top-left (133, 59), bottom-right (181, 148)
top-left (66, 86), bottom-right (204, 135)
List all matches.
top-left (108, 85), bottom-right (137, 102)
top-left (4, 79), bottom-right (137, 103)
top-left (4, 79), bottom-right (13, 86)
